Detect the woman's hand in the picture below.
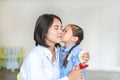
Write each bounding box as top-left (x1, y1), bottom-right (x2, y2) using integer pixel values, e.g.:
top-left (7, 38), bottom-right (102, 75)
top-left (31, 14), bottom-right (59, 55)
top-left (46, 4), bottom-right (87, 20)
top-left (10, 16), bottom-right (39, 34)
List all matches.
top-left (67, 66), bottom-right (83, 80)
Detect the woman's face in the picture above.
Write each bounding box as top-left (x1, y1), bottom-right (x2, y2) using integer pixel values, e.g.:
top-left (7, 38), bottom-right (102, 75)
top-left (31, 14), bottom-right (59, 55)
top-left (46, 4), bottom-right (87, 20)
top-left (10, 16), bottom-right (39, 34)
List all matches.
top-left (62, 25), bottom-right (73, 43)
top-left (45, 18), bottom-right (63, 45)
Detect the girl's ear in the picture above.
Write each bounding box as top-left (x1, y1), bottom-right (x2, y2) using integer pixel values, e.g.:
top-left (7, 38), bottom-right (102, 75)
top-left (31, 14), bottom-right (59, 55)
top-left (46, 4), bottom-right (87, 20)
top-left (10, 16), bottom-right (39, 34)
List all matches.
top-left (71, 36), bottom-right (78, 42)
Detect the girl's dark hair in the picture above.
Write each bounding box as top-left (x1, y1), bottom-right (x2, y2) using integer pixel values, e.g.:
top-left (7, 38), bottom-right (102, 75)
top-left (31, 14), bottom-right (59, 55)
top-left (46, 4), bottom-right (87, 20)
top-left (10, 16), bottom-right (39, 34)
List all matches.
top-left (34, 14), bottom-right (62, 47)
top-left (63, 24), bottom-right (84, 68)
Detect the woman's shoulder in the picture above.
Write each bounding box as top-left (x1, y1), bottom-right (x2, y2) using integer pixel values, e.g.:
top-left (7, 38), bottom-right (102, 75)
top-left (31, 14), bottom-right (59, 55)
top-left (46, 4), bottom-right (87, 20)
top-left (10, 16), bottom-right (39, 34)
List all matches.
top-left (26, 45), bottom-right (45, 58)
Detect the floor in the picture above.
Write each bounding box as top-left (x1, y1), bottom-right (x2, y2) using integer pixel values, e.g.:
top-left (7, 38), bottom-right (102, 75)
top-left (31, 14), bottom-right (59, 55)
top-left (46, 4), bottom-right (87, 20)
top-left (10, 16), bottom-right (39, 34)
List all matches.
top-left (0, 68), bottom-right (19, 80)
top-left (87, 69), bottom-right (120, 80)
top-left (1, 68), bottom-right (120, 80)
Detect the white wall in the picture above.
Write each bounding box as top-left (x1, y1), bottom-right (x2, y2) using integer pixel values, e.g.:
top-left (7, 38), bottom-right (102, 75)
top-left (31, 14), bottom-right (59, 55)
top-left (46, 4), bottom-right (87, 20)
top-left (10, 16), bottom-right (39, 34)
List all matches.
top-left (0, 0), bottom-right (120, 70)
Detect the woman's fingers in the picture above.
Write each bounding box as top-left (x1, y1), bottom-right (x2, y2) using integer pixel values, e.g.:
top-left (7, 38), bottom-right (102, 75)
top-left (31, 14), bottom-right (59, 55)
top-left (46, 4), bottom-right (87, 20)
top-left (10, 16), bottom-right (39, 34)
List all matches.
top-left (68, 66), bottom-right (83, 80)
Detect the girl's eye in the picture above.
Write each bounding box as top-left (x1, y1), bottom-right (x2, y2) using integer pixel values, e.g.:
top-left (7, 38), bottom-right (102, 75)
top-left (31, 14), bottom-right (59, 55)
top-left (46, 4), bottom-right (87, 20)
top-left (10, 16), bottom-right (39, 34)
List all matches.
top-left (64, 30), bottom-right (67, 32)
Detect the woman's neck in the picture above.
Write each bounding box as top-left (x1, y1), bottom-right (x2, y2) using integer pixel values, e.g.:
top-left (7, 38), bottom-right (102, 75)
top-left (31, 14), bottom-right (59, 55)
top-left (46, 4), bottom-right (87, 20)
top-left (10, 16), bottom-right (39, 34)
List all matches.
top-left (48, 45), bottom-right (56, 63)
top-left (48, 46), bottom-right (55, 54)
top-left (46, 39), bottom-right (55, 52)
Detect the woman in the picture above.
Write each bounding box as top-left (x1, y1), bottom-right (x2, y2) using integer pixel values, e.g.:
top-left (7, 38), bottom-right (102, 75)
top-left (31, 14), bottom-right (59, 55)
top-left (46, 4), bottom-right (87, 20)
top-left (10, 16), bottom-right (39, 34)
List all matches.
top-left (20, 14), bottom-right (83, 80)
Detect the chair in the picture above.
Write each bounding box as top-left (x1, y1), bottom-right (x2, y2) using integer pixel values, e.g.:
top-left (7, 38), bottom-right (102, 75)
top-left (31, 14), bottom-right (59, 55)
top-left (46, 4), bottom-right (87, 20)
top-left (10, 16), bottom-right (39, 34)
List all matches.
top-left (17, 72), bottom-right (20, 80)
top-left (0, 46), bottom-right (7, 70)
top-left (17, 47), bottom-right (25, 67)
top-left (4, 47), bottom-right (19, 72)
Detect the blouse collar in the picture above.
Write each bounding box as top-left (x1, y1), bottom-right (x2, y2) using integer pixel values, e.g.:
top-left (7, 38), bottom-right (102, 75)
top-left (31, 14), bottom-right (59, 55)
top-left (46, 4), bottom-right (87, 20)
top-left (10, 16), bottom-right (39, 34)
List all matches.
top-left (38, 45), bottom-right (58, 62)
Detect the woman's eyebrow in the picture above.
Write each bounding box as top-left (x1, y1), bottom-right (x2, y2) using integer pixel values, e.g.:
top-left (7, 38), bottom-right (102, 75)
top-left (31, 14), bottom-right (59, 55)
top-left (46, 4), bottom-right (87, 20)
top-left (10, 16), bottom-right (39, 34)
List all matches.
top-left (54, 25), bottom-right (62, 28)
top-left (54, 25), bottom-right (59, 27)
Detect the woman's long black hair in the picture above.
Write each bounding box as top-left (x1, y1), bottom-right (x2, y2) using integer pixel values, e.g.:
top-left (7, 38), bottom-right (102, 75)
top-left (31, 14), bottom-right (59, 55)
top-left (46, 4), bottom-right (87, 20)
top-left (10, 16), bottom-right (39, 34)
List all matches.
top-left (34, 14), bottom-right (62, 47)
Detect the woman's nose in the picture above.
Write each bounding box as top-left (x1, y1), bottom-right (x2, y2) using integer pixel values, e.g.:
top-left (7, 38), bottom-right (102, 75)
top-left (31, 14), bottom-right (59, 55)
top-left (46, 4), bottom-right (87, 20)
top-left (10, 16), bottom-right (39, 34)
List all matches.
top-left (58, 28), bottom-right (63, 33)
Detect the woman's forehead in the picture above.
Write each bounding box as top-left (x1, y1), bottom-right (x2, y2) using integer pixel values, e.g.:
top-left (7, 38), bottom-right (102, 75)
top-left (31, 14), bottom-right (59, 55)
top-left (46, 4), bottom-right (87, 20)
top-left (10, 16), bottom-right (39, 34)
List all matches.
top-left (51, 18), bottom-right (62, 27)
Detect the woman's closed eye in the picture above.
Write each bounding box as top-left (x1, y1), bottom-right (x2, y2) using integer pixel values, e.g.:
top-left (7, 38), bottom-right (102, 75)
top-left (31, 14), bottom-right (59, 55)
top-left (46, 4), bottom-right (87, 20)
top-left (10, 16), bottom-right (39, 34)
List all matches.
top-left (54, 25), bottom-right (62, 31)
top-left (54, 27), bottom-right (58, 30)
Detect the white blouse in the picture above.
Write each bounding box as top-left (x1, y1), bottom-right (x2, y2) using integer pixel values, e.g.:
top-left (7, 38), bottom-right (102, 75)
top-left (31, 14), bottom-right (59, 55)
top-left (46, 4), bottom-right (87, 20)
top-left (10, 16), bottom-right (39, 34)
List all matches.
top-left (20, 45), bottom-right (68, 80)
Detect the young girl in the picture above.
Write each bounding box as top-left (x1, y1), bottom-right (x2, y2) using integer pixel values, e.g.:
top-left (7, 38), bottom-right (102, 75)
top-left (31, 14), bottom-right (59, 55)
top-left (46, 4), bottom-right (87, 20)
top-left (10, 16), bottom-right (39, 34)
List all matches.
top-left (60, 24), bottom-right (89, 80)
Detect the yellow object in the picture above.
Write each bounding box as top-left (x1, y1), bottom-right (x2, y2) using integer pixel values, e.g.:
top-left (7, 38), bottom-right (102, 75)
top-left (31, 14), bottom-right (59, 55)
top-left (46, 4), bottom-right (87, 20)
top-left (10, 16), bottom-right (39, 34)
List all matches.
top-left (17, 47), bottom-right (25, 67)
top-left (0, 46), bottom-right (25, 71)
top-left (17, 72), bottom-right (20, 80)
top-left (0, 46), bottom-right (7, 69)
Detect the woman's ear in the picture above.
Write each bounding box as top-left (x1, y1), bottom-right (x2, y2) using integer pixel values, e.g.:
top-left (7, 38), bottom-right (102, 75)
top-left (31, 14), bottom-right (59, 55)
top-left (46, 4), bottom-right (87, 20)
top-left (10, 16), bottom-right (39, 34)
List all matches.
top-left (71, 36), bottom-right (78, 42)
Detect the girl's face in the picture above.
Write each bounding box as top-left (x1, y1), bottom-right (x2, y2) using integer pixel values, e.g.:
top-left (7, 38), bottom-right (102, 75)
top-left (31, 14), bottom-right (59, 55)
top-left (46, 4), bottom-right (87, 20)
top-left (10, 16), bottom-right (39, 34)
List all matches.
top-left (62, 25), bottom-right (73, 43)
top-left (45, 18), bottom-right (63, 45)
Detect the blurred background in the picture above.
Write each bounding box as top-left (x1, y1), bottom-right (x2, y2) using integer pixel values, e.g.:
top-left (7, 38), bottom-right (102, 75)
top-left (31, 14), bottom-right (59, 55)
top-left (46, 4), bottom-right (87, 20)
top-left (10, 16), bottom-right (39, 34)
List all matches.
top-left (0, 0), bottom-right (120, 80)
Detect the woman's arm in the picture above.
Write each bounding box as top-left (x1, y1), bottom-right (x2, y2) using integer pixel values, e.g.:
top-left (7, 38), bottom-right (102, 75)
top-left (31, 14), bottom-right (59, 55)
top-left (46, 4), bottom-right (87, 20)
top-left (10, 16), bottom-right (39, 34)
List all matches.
top-left (67, 66), bottom-right (83, 80)
top-left (22, 53), bottom-right (48, 80)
